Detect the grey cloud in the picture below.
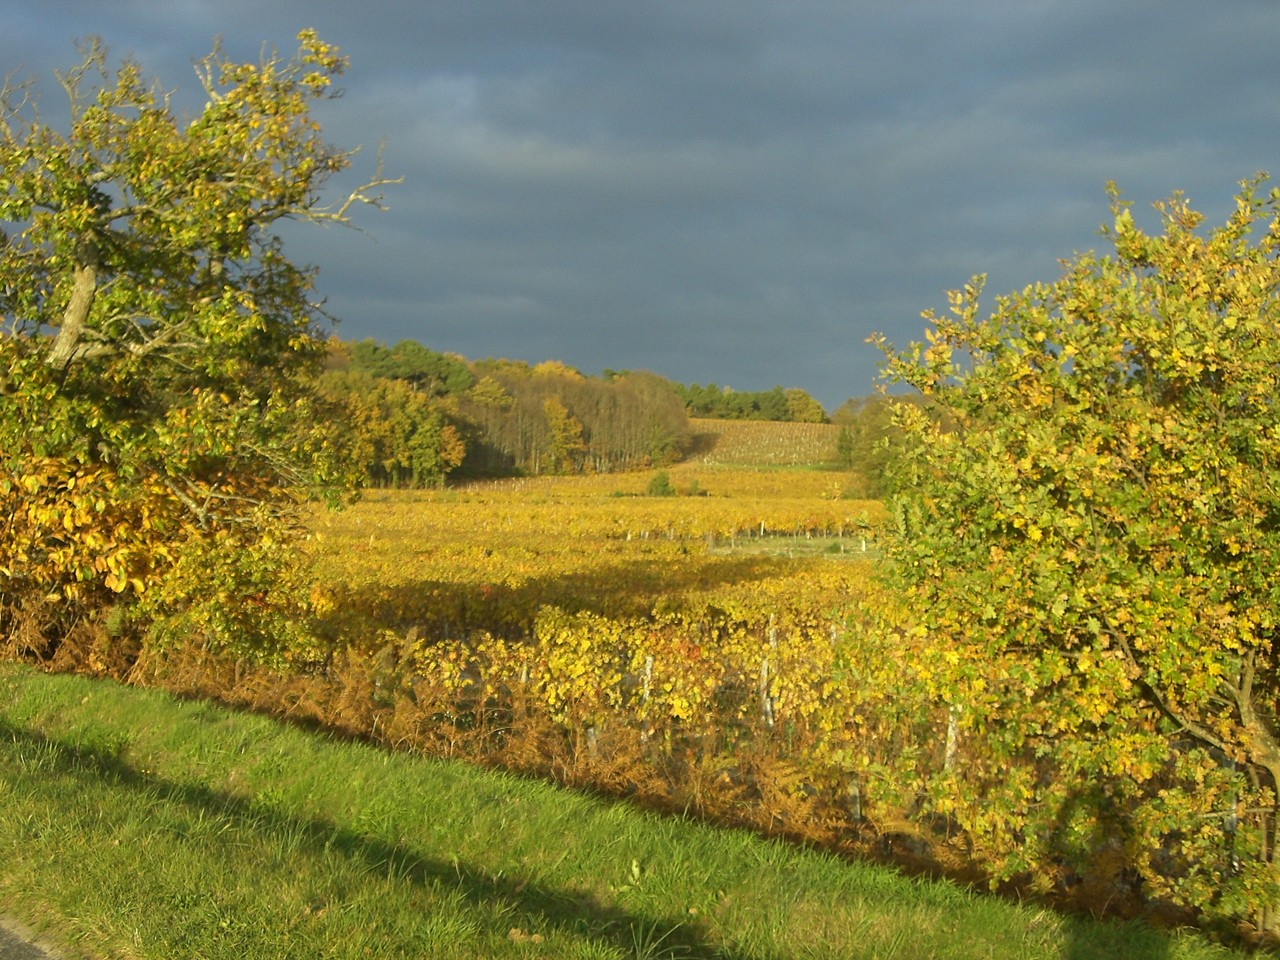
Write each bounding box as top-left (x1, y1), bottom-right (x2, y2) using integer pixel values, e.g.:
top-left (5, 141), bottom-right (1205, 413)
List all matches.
top-left (8, 1), bottom-right (1280, 408)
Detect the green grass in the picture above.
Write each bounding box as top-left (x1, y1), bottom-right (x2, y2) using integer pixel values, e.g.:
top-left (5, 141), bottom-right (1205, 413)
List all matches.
top-left (706, 533), bottom-right (882, 561)
top-left (0, 663), bottom-right (1245, 959)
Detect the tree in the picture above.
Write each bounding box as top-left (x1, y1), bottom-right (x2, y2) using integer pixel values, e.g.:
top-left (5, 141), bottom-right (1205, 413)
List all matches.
top-left (677, 381), bottom-right (807, 421)
top-left (754, 386), bottom-right (790, 421)
top-left (835, 424), bottom-right (855, 469)
top-left (875, 177), bottom-right (1280, 928)
top-left (453, 366), bottom-right (687, 477)
top-left (645, 470), bottom-right (675, 497)
top-left (0, 32), bottom-right (395, 659)
top-left (531, 359), bottom-right (584, 381)
top-left (542, 396), bottom-right (586, 474)
top-left (346, 338), bottom-right (474, 395)
top-left (831, 394), bottom-right (923, 497)
top-left (317, 370), bottom-right (465, 488)
top-left (784, 387), bottom-right (828, 423)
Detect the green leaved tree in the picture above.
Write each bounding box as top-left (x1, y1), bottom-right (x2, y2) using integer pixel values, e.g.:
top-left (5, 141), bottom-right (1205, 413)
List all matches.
top-left (0, 31), bottom-right (395, 661)
top-left (876, 177), bottom-right (1280, 928)
top-left (318, 369), bottom-right (466, 488)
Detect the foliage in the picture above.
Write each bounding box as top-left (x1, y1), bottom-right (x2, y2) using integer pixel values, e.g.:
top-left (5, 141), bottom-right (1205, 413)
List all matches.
top-left (876, 176), bottom-right (1280, 928)
top-left (303, 471), bottom-right (883, 656)
top-left (303, 475), bottom-right (895, 843)
top-left (836, 424), bottom-right (855, 468)
top-left (0, 32), bottom-right (391, 658)
top-left (317, 370), bottom-right (466, 488)
top-left (326, 341), bottom-right (695, 478)
top-left (457, 363), bottom-right (689, 476)
top-left (784, 387), bottom-right (829, 423)
top-left (645, 470), bottom-right (675, 496)
top-left (679, 382), bottom-right (826, 421)
top-left (345, 338), bottom-right (474, 395)
top-left (830, 394), bottom-right (924, 496)
top-left (541, 396), bottom-right (586, 474)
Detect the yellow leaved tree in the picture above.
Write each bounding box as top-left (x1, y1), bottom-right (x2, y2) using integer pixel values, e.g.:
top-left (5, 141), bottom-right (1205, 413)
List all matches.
top-left (877, 177), bottom-right (1280, 930)
top-left (0, 31), bottom-right (394, 661)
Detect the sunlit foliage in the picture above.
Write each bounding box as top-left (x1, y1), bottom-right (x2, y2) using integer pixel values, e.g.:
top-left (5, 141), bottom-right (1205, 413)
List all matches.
top-left (302, 472), bottom-right (901, 835)
top-left (877, 176), bottom-right (1280, 928)
top-left (0, 32), bottom-right (389, 658)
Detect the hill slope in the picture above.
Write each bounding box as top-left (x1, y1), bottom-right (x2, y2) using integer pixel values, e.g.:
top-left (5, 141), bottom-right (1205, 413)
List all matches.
top-left (686, 417), bottom-right (841, 467)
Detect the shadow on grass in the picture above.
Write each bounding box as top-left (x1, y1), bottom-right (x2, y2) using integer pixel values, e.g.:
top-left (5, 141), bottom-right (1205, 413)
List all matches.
top-left (0, 719), bottom-right (769, 960)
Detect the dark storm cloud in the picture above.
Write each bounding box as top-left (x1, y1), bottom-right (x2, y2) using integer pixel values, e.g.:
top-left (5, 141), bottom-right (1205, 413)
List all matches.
top-left (7, 1), bottom-right (1280, 408)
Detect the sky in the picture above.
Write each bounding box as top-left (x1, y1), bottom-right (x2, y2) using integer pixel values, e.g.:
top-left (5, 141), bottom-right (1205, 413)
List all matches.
top-left (7, 2), bottom-right (1280, 410)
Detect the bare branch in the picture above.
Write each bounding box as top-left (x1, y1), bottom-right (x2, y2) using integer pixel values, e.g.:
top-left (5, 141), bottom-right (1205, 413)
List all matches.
top-left (309, 147), bottom-right (402, 225)
top-left (191, 38), bottom-right (226, 106)
top-left (54, 36), bottom-right (109, 121)
top-left (161, 476), bottom-right (210, 529)
top-left (0, 70), bottom-right (36, 137)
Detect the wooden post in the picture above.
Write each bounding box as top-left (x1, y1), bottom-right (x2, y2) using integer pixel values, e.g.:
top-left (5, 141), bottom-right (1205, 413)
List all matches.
top-left (760, 617), bottom-right (779, 728)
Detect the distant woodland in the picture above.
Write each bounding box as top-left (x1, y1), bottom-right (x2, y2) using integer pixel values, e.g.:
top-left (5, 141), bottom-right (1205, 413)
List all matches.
top-left (318, 338), bottom-right (897, 487)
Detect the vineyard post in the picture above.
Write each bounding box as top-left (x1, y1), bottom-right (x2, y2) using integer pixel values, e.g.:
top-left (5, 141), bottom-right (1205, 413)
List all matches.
top-left (640, 653), bottom-right (654, 743)
top-left (759, 657), bottom-right (774, 729)
top-left (943, 705), bottom-right (960, 772)
top-left (760, 616), bottom-right (779, 728)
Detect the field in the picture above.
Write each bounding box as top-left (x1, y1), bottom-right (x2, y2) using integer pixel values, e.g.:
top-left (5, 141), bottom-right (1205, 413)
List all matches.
top-left (297, 464), bottom-right (893, 840)
top-left (0, 665), bottom-right (1238, 960)
top-left (0, 459), bottom-right (1255, 955)
top-left (306, 464), bottom-right (882, 639)
top-left (685, 418), bottom-right (843, 467)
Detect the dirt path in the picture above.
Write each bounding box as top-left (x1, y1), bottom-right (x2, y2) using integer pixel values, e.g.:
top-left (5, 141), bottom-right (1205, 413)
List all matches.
top-left (0, 916), bottom-right (67, 960)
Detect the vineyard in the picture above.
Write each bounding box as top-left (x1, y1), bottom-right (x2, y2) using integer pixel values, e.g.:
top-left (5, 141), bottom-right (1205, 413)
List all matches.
top-left (274, 468), bottom-right (919, 853)
top-left (686, 417), bottom-right (843, 466)
top-left (35, 452), bottom-right (1248, 931)
top-left (305, 468), bottom-right (883, 649)
top-left (272, 465), bottom-right (1226, 924)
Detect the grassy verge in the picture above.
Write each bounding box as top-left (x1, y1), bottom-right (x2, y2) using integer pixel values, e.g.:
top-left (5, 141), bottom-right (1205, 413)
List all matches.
top-left (705, 534), bottom-right (881, 561)
top-left (0, 664), bottom-right (1243, 959)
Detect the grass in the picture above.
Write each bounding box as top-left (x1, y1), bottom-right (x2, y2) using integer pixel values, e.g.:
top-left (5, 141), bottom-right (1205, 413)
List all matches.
top-left (705, 533), bottom-right (881, 561)
top-left (0, 663), bottom-right (1246, 960)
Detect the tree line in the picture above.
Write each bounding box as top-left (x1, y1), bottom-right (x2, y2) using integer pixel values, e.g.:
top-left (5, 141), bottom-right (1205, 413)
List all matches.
top-left (318, 342), bottom-right (693, 484)
top-left (676, 381), bottom-right (828, 422)
top-left (318, 339), bottom-right (841, 486)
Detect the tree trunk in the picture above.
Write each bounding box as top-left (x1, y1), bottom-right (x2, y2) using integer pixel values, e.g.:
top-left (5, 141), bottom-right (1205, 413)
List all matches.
top-left (1244, 715), bottom-right (1280, 933)
top-left (46, 244), bottom-right (98, 370)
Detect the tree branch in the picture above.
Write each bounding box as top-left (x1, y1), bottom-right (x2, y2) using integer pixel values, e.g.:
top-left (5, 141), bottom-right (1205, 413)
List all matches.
top-left (1107, 623), bottom-right (1234, 755)
top-left (308, 149), bottom-right (402, 224)
top-left (45, 240), bottom-right (99, 370)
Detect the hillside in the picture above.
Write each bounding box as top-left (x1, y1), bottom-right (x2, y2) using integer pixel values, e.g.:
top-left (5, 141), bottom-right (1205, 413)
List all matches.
top-left (686, 417), bottom-right (842, 467)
